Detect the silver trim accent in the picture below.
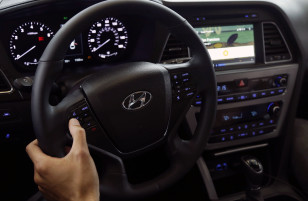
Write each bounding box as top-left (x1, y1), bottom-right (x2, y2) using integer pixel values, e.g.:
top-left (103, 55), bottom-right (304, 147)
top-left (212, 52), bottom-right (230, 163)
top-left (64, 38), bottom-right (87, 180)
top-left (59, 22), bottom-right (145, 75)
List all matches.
top-left (122, 91), bottom-right (152, 110)
top-left (0, 69), bottom-right (14, 94)
top-left (197, 158), bottom-right (219, 201)
top-left (262, 22), bottom-right (293, 64)
top-left (214, 143), bottom-right (269, 157)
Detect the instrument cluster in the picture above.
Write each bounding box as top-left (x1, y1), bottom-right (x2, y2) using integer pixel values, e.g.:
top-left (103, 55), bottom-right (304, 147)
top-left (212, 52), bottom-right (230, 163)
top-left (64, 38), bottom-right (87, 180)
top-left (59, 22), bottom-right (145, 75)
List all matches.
top-left (8, 16), bottom-right (130, 71)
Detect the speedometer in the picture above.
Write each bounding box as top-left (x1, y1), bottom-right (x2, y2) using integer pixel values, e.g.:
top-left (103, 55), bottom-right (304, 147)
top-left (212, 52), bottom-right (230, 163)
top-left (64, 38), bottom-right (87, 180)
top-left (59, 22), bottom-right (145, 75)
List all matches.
top-left (9, 21), bottom-right (54, 70)
top-left (87, 17), bottom-right (128, 60)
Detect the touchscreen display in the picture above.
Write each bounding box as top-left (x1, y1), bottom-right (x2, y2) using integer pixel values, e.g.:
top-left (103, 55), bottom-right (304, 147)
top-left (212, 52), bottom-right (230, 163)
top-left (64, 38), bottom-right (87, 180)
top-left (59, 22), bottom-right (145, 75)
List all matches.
top-left (194, 24), bottom-right (255, 68)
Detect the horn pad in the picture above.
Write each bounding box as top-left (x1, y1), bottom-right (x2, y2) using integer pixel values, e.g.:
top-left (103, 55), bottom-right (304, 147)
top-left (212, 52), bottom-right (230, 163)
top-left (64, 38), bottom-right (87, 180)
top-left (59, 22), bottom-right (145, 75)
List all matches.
top-left (81, 62), bottom-right (172, 153)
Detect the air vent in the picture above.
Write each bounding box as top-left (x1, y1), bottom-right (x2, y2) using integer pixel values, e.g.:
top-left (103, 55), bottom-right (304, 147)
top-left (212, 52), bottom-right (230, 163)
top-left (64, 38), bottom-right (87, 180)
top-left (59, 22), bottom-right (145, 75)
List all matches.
top-left (160, 35), bottom-right (190, 64)
top-left (0, 70), bottom-right (12, 93)
top-left (263, 22), bottom-right (292, 63)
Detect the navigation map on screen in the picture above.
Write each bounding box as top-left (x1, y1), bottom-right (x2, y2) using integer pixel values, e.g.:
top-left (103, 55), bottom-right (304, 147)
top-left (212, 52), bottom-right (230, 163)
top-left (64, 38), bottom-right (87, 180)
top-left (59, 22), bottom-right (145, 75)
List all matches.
top-left (195, 24), bottom-right (255, 68)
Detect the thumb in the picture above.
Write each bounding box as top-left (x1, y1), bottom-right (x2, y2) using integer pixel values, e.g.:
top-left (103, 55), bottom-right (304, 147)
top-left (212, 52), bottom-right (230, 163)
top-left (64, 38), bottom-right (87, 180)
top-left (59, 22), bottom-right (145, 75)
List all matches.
top-left (68, 118), bottom-right (89, 153)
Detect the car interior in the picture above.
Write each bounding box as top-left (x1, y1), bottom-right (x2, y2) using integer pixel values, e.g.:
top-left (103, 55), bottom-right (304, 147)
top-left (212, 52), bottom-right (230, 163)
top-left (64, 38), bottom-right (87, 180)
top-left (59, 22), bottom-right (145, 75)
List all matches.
top-left (1, 0), bottom-right (308, 201)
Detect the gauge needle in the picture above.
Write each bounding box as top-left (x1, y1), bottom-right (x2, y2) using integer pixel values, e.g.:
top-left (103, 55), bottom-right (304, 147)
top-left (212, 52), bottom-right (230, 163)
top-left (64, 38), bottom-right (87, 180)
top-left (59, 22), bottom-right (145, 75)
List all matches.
top-left (16, 45), bottom-right (36, 60)
top-left (93, 39), bottom-right (110, 52)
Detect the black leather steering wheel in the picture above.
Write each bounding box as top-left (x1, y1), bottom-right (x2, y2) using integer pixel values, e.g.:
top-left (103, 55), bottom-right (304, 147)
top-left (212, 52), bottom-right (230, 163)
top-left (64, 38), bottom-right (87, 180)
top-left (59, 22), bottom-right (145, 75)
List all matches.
top-left (31, 0), bottom-right (217, 200)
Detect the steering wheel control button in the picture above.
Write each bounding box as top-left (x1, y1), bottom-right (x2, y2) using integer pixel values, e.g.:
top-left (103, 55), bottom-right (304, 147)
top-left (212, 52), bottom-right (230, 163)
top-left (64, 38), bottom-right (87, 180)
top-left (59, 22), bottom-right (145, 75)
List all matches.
top-left (68, 101), bottom-right (98, 133)
top-left (171, 71), bottom-right (196, 102)
top-left (181, 72), bottom-right (191, 78)
top-left (83, 120), bottom-right (96, 129)
top-left (171, 73), bottom-right (180, 80)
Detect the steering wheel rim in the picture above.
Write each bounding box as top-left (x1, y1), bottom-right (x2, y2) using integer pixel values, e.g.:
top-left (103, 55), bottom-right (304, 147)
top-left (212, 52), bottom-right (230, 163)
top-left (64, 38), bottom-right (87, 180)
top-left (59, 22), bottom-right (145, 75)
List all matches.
top-left (31, 0), bottom-right (217, 200)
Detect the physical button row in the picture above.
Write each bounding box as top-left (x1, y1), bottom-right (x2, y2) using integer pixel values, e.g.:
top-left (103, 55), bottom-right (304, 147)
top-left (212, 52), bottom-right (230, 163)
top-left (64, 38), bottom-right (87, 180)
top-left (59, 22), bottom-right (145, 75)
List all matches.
top-left (194, 88), bottom-right (286, 106)
top-left (69, 103), bottom-right (98, 133)
top-left (217, 88), bottom-right (286, 104)
top-left (209, 126), bottom-right (275, 143)
top-left (171, 72), bottom-right (196, 102)
top-left (212, 119), bottom-right (275, 136)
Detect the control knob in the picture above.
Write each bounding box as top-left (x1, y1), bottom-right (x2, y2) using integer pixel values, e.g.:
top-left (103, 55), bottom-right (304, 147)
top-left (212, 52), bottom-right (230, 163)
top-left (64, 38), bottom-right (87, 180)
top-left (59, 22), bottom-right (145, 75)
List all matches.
top-left (275, 76), bottom-right (287, 87)
top-left (267, 102), bottom-right (281, 116)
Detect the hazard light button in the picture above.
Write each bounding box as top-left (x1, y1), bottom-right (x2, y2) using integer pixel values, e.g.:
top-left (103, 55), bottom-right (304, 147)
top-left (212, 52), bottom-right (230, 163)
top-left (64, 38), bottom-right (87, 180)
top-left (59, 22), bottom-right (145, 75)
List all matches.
top-left (235, 79), bottom-right (248, 88)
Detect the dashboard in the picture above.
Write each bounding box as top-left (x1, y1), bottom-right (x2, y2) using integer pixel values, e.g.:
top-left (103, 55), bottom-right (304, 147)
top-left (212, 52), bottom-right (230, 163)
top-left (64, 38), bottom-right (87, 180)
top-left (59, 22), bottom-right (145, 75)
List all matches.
top-left (0, 0), bottom-right (300, 150)
top-left (0, 0), bottom-right (308, 201)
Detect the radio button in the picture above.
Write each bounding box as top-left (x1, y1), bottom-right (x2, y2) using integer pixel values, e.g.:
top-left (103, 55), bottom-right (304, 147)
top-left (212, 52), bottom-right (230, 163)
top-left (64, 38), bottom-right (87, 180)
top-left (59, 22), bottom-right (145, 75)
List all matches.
top-left (250, 122), bottom-right (257, 128)
top-left (225, 96), bottom-right (236, 103)
top-left (236, 94), bottom-right (249, 101)
top-left (259, 91), bottom-right (269, 97)
top-left (251, 126), bottom-right (275, 136)
top-left (219, 128), bottom-right (227, 134)
top-left (268, 90), bottom-right (277, 96)
top-left (258, 121), bottom-right (265, 127)
top-left (229, 134), bottom-right (236, 141)
top-left (217, 97), bottom-right (225, 104)
top-left (237, 125), bottom-right (243, 131)
top-left (228, 126), bottom-right (235, 132)
top-left (276, 88), bottom-right (286, 94)
top-left (250, 130), bottom-right (257, 136)
top-left (268, 119), bottom-right (275, 125)
top-left (220, 136), bottom-right (228, 142)
top-left (250, 92), bottom-right (259, 99)
top-left (237, 132), bottom-right (249, 139)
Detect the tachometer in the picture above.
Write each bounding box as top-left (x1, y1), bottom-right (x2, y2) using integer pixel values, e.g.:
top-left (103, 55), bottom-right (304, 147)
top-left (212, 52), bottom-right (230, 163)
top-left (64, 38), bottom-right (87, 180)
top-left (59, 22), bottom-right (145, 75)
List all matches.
top-left (9, 21), bottom-right (54, 70)
top-left (87, 17), bottom-right (128, 60)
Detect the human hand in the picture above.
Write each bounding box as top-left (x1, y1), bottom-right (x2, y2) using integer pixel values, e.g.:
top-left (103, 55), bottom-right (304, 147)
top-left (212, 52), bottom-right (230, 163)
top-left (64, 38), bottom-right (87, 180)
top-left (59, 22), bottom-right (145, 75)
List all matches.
top-left (26, 119), bottom-right (100, 201)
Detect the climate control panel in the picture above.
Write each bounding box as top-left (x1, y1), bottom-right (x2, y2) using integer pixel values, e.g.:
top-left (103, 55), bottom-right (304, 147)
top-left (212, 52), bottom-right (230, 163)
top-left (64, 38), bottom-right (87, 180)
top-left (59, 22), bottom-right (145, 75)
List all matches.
top-left (207, 102), bottom-right (282, 143)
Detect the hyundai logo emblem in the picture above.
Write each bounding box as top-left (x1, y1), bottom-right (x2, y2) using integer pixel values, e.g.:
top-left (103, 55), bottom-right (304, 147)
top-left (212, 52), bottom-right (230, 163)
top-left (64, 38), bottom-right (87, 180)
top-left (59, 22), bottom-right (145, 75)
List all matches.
top-left (122, 91), bottom-right (152, 110)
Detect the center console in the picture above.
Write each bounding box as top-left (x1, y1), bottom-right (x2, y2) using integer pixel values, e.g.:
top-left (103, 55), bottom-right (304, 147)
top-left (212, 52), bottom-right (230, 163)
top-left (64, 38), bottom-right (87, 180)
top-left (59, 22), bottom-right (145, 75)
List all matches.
top-left (177, 13), bottom-right (299, 150)
top-left (187, 64), bottom-right (297, 150)
top-left (161, 4), bottom-right (301, 200)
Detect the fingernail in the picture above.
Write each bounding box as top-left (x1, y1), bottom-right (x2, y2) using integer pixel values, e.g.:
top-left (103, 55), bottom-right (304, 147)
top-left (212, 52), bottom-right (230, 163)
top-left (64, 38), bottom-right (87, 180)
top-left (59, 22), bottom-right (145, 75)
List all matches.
top-left (70, 118), bottom-right (80, 126)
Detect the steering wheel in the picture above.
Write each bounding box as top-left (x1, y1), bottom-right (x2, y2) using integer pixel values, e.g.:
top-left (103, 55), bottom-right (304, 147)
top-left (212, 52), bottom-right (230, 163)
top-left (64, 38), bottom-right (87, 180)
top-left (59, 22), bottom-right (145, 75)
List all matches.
top-left (31, 0), bottom-right (217, 200)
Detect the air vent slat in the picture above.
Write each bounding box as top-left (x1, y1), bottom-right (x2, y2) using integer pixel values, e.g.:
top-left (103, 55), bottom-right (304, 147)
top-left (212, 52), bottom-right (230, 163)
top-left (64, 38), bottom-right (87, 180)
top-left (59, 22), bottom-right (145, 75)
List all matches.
top-left (263, 23), bottom-right (291, 63)
top-left (0, 71), bottom-right (12, 92)
top-left (160, 35), bottom-right (190, 64)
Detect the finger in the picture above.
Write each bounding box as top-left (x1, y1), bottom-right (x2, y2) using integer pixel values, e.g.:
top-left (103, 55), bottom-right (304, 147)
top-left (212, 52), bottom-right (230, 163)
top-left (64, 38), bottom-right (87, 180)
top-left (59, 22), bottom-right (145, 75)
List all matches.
top-left (68, 119), bottom-right (88, 152)
top-left (26, 139), bottom-right (52, 164)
